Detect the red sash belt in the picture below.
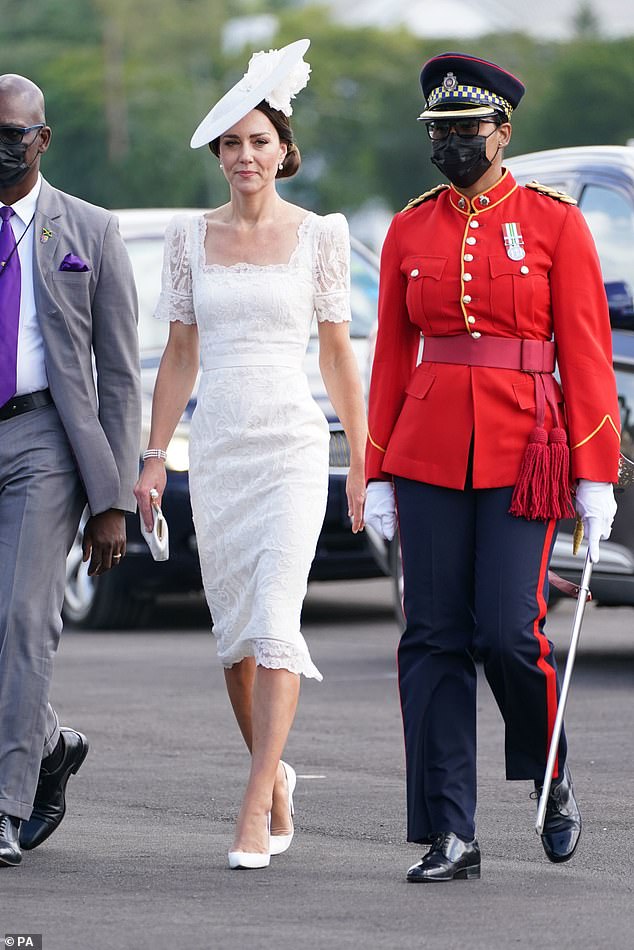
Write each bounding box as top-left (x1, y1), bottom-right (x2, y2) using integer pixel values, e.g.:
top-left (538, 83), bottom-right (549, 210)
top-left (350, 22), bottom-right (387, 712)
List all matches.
top-left (421, 334), bottom-right (574, 522)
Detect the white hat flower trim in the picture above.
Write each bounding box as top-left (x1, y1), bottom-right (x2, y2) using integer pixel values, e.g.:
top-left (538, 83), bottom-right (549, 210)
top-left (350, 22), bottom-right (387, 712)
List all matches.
top-left (237, 48), bottom-right (311, 116)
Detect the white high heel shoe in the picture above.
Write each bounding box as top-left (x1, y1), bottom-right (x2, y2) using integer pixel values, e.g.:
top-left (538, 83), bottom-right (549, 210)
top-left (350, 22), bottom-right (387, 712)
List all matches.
top-left (270, 761), bottom-right (296, 856)
top-left (228, 814), bottom-right (271, 869)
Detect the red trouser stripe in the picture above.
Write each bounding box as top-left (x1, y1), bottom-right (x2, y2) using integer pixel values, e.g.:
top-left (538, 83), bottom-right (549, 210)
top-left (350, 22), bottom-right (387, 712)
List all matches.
top-left (532, 518), bottom-right (559, 779)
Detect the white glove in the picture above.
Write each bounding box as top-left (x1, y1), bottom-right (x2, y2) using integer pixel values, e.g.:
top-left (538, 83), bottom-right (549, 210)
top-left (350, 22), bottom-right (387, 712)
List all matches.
top-left (575, 480), bottom-right (617, 563)
top-left (364, 481), bottom-right (397, 541)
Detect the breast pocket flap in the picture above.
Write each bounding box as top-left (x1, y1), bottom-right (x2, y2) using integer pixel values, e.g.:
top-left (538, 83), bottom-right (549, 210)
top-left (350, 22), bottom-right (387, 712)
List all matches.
top-left (489, 255), bottom-right (518, 279)
top-left (51, 270), bottom-right (91, 283)
top-left (403, 257), bottom-right (446, 281)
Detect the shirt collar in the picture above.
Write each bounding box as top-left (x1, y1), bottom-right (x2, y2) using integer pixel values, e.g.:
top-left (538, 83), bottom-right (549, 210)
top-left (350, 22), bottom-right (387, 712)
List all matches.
top-left (449, 168), bottom-right (517, 215)
top-left (1, 173), bottom-right (42, 227)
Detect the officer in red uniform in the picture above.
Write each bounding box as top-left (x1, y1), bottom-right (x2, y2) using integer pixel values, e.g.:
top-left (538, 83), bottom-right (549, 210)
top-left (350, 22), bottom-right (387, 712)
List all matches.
top-left (365, 52), bottom-right (621, 882)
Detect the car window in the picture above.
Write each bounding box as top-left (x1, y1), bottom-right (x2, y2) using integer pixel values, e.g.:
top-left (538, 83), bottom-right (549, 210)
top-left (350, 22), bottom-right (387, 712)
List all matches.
top-left (125, 235), bottom-right (378, 349)
top-left (615, 364), bottom-right (634, 459)
top-left (578, 184), bottom-right (634, 294)
top-left (126, 237), bottom-right (169, 350)
top-left (349, 247), bottom-right (379, 339)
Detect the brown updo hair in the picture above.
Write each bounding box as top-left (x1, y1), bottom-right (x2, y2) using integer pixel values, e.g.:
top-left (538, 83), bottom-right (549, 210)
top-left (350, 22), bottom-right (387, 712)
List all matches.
top-left (209, 100), bottom-right (302, 179)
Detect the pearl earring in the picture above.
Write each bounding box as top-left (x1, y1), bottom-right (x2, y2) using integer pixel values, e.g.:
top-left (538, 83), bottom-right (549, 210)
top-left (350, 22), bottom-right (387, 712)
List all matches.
top-left (219, 162), bottom-right (223, 169)
top-left (278, 161), bottom-right (284, 170)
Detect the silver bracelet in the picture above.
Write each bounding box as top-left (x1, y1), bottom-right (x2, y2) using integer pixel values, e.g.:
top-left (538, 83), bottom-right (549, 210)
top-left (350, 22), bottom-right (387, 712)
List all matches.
top-left (143, 448), bottom-right (167, 461)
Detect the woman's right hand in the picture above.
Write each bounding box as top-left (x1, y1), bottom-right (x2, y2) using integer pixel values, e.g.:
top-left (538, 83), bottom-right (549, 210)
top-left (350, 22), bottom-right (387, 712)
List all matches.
top-left (134, 459), bottom-right (168, 532)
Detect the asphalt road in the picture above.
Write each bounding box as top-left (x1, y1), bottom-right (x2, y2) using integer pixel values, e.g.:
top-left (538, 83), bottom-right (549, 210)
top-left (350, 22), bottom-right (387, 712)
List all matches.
top-left (2, 580), bottom-right (633, 950)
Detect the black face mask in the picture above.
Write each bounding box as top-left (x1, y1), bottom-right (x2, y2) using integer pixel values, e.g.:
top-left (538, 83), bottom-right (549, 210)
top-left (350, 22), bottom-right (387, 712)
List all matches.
top-left (0, 138), bottom-right (38, 188)
top-left (430, 133), bottom-right (494, 189)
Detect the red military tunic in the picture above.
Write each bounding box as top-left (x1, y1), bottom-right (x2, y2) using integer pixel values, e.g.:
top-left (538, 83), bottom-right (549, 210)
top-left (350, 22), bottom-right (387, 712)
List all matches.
top-left (366, 169), bottom-right (621, 491)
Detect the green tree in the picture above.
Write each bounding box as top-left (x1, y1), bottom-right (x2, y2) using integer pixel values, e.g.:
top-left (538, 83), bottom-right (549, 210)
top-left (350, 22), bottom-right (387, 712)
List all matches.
top-left (2, 2), bottom-right (634, 215)
top-left (1, 0), bottom-right (241, 207)
top-left (535, 39), bottom-right (634, 148)
top-left (572, 1), bottom-right (601, 38)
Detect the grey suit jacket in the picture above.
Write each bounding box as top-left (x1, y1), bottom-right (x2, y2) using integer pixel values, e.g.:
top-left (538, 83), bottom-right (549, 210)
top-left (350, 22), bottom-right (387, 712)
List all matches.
top-left (33, 178), bottom-right (141, 514)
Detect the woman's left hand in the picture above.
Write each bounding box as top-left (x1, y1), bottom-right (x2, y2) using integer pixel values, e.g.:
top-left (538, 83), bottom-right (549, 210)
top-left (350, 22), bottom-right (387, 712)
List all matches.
top-left (346, 461), bottom-right (366, 533)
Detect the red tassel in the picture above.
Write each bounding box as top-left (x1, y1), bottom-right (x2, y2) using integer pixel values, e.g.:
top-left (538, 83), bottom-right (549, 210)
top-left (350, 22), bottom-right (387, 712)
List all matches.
top-left (548, 427), bottom-right (575, 519)
top-left (510, 426), bottom-right (575, 521)
top-left (510, 371), bottom-right (574, 521)
top-left (509, 425), bottom-right (550, 520)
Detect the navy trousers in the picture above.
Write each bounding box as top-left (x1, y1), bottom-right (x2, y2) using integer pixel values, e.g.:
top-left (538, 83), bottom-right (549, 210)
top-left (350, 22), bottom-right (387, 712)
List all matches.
top-left (395, 476), bottom-right (567, 844)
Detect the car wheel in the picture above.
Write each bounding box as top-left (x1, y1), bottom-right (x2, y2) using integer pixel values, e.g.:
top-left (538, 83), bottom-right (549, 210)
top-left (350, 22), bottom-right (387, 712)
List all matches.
top-left (63, 514), bottom-right (149, 629)
top-left (389, 531), bottom-right (406, 632)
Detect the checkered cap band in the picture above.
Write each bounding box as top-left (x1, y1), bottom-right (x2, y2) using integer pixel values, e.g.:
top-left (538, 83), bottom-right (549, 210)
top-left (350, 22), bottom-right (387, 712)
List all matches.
top-left (427, 84), bottom-right (513, 119)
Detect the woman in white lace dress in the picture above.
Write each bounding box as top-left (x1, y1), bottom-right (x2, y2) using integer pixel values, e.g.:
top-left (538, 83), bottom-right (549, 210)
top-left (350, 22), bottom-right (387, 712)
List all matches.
top-left (134, 40), bottom-right (367, 869)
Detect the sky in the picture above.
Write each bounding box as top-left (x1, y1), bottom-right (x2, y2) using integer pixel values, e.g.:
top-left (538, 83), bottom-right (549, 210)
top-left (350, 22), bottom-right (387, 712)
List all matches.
top-left (323, 0), bottom-right (634, 40)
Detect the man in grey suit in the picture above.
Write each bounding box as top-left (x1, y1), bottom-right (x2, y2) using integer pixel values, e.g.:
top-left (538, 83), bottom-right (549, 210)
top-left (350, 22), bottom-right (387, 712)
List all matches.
top-left (0, 74), bottom-right (141, 867)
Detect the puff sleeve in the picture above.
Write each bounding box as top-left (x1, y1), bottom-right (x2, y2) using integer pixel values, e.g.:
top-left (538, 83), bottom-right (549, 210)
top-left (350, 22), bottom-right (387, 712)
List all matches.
top-left (154, 214), bottom-right (197, 325)
top-left (313, 213), bottom-right (352, 324)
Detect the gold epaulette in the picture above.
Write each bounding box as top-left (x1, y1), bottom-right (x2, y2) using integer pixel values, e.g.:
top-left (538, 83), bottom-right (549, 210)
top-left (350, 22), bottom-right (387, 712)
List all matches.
top-left (402, 183), bottom-right (449, 211)
top-left (524, 180), bottom-right (577, 205)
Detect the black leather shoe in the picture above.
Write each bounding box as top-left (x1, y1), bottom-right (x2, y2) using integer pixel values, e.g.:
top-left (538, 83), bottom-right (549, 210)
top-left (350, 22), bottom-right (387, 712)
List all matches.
top-left (538, 765), bottom-right (581, 863)
top-left (407, 832), bottom-right (481, 882)
top-left (19, 728), bottom-right (89, 851)
top-left (0, 813), bottom-right (22, 867)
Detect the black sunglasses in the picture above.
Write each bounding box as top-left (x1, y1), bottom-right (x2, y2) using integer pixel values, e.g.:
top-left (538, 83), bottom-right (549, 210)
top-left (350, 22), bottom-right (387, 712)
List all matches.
top-left (0, 124), bottom-right (45, 146)
top-left (425, 118), bottom-right (501, 141)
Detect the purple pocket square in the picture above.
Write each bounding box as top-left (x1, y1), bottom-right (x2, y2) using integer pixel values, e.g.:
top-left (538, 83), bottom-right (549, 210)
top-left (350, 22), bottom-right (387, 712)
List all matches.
top-left (59, 253), bottom-right (90, 272)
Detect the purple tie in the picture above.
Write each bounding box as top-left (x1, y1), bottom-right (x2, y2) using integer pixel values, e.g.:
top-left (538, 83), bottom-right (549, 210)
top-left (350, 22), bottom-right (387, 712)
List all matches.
top-left (0, 206), bottom-right (21, 406)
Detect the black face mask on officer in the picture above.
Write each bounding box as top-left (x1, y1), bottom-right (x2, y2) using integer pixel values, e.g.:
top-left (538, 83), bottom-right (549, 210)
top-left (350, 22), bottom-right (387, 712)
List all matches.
top-left (0, 136), bottom-right (40, 188)
top-left (430, 131), bottom-right (498, 190)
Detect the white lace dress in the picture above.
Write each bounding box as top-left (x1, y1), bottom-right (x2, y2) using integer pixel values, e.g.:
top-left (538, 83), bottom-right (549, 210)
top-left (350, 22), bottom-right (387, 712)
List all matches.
top-left (155, 211), bottom-right (352, 680)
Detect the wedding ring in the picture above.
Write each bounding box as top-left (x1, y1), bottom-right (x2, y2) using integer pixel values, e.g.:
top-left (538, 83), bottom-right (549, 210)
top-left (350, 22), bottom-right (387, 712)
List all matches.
top-left (113, 554), bottom-right (122, 560)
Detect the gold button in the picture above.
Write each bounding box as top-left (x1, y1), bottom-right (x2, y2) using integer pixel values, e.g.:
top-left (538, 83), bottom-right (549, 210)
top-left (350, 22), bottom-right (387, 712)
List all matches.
top-left (464, 253), bottom-right (473, 262)
top-left (466, 237), bottom-right (476, 245)
top-left (520, 265), bottom-right (529, 274)
top-left (463, 273), bottom-right (472, 282)
top-left (468, 316), bottom-right (476, 324)
top-left (410, 268), bottom-right (419, 277)
top-left (469, 220), bottom-right (480, 229)
top-left (462, 294), bottom-right (472, 304)
top-left (471, 331), bottom-right (482, 339)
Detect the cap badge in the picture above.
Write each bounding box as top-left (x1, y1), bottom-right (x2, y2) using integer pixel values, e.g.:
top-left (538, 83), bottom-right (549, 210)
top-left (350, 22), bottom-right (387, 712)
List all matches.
top-left (503, 222), bottom-right (525, 261)
top-left (442, 72), bottom-right (458, 92)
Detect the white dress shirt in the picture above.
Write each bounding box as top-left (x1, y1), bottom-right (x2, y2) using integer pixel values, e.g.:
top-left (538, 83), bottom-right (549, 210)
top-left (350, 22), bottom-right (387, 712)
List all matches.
top-left (0, 174), bottom-right (48, 395)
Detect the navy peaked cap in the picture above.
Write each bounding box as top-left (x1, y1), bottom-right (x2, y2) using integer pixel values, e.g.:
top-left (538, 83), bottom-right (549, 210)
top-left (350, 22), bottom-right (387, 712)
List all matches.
top-left (419, 52), bottom-right (525, 121)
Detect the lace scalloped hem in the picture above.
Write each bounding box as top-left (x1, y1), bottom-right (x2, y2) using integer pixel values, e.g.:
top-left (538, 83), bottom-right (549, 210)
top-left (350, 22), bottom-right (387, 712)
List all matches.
top-left (220, 638), bottom-right (323, 682)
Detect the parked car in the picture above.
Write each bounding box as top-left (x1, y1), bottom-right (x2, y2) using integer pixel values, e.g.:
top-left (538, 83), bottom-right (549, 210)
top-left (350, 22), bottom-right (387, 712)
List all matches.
top-left (63, 209), bottom-right (383, 628)
top-left (368, 146), bottom-right (634, 624)
top-left (507, 146), bottom-right (634, 333)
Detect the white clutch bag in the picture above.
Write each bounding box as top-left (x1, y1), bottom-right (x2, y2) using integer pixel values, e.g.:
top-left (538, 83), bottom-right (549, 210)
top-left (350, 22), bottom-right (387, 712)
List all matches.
top-left (140, 488), bottom-right (169, 561)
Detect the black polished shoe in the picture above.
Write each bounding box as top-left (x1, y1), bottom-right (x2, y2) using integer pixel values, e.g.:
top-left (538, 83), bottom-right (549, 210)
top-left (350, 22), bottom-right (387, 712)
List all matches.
top-left (407, 832), bottom-right (481, 882)
top-left (0, 813), bottom-right (22, 867)
top-left (538, 765), bottom-right (581, 863)
top-left (19, 728), bottom-right (89, 851)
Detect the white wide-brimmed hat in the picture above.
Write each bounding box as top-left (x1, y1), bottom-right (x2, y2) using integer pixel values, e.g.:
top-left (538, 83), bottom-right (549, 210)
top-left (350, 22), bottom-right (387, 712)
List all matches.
top-left (190, 38), bottom-right (311, 149)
